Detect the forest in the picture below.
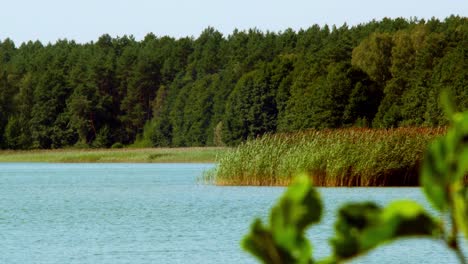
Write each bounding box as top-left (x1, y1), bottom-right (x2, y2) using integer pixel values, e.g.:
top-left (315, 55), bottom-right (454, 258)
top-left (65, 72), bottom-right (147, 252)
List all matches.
top-left (0, 16), bottom-right (466, 149)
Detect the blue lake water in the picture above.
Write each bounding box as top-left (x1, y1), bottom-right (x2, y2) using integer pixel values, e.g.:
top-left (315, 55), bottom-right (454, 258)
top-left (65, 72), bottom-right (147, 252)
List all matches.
top-left (0, 163), bottom-right (464, 263)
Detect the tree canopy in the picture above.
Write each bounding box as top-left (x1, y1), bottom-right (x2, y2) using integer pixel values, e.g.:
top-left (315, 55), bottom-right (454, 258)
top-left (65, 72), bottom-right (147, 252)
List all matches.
top-left (0, 16), bottom-right (466, 149)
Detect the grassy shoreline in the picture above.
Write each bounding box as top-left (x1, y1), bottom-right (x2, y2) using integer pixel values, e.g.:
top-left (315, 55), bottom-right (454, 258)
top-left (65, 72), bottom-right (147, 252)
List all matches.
top-left (206, 128), bottom-right (447, 187)
top-left (0, 147), bottom-right (228, 163)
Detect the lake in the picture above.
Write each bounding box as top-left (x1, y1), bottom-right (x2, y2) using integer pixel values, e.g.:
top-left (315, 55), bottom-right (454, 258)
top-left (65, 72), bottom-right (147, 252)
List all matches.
top-left (0, 163), bottom-right (463, 263)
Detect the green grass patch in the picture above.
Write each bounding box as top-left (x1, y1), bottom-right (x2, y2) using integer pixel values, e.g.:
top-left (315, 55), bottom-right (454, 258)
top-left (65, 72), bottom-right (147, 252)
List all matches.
top-left (206, 128), bottom-right (446, 186)
top-left (0, 147), bottom-right (228, 163)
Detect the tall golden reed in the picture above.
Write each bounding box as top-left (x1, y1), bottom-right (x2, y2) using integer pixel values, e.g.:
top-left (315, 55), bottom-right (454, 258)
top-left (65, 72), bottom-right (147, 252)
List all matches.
top-left (206, 127), bottom-right (446, 187)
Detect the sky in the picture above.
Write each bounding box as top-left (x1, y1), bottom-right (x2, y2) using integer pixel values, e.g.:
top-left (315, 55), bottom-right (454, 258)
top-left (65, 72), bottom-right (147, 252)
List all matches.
top-left (1, 0), bottom-right (467, 44)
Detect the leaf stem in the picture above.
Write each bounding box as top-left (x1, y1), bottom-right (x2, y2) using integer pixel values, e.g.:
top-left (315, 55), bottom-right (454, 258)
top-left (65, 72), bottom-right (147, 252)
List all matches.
top-left (448, 187), bottom-right (467, 264)
top-left (453, 246), bottom-right (467, 264)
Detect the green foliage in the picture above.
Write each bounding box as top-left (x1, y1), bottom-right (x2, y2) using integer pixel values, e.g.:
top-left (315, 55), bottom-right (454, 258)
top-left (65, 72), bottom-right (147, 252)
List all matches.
top-left (312, 62), bottom-right (352, 128)
top-left (425, 44), bottom-right (467, 125)
top-left (3, 116), bottom-right (22, 149)
top-left (422, 98), bottom-right (468, 241)
top-left (243, 175), bottom-right (321, 264)
top-left (243, 108), bottom-right (468, 264)
top-left (330, 201), bottom-right (439, 262)
top-left (223, 66), bottom-right (279, 145)
top-left (92, 125), bottom-right (111, 148)
top-left (111, 142), bottom-right (124, 149)
top-left (351, 32), bottom-right (393, 85)
top-left (0, 17), bottom-right (466, 149)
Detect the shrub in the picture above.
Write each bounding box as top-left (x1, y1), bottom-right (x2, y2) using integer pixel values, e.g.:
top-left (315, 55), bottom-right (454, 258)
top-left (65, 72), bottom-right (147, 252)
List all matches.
top-left (111, 142), bottom-right (124, 149)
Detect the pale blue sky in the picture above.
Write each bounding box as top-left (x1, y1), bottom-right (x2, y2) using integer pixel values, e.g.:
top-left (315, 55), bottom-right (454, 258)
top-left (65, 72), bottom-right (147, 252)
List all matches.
top-left (2, 0), bottom-right (467, 44)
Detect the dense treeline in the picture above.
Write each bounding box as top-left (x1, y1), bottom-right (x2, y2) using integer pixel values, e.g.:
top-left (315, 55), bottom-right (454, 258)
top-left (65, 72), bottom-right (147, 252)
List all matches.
top-left (0, 16), bottom-right (466, 149)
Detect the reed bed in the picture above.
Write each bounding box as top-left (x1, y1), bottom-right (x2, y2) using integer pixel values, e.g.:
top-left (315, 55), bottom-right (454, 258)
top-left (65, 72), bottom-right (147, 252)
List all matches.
top-left (205, 128), bottom-right (446, 187)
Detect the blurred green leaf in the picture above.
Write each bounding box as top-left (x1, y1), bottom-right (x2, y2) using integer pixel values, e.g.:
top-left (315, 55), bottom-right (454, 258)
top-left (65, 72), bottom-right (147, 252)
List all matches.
top-left (453, 112), bottom-right (468, 240)
top-left (271, 175), bottom-right (322, 231)
top-left (242, 175), bottom-right (321, 264)
top-left (270, 175), bottom-right (322, 262)
top-left (243, 219), bottom-right (295, 264)
top-left (454, 186), bottom-right (468, 240)
top-left (330, 200), bottom-right (440, 261)
top-left (421, 109), bottom-right (468, 252)
top-left (421, 138), bottom-right (451, 211)
top-left (422, 111), bottom-right (468, 212)
top-left (330, 202), bottom-right (380, 259)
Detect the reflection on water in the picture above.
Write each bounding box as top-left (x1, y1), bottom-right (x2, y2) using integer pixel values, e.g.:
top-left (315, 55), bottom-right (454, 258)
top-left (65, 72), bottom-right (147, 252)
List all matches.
top-left (0, 163), bottom-right (463, 263)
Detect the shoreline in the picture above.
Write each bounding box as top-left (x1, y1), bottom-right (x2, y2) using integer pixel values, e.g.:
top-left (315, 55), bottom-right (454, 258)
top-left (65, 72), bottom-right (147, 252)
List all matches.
top-left (0, 147), bottom-right (228, 163)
